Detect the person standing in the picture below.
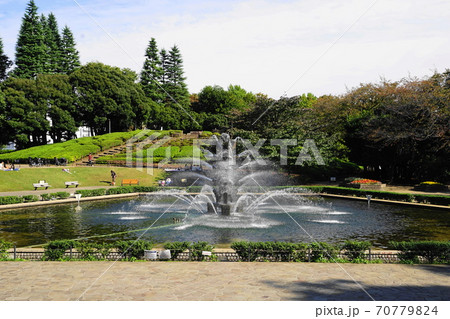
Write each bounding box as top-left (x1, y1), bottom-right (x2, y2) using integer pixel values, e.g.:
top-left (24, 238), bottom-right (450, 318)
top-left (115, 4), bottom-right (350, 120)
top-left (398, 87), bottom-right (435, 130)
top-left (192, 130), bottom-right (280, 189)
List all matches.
top-left (88, 153), bottom-right (93, 166)
top-left (111, 170), bottom-right (117, 185)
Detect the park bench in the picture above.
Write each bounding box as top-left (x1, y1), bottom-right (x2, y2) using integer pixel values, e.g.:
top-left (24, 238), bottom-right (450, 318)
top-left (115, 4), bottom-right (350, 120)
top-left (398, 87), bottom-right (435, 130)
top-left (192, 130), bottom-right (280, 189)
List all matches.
top-left (65, 181), bottom-right (79, 188)
top-left (33, 180), bottom-right (51, 190)
top-left (121, 179), bottom-right (139, 186)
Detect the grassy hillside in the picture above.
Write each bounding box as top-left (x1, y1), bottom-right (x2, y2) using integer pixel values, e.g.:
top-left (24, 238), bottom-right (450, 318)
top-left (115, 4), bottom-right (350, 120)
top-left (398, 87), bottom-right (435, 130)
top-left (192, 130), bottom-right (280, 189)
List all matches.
top-left (0, 130), bottom-right (183, 163)
top-left (0, 167), bottom-right (162, 192)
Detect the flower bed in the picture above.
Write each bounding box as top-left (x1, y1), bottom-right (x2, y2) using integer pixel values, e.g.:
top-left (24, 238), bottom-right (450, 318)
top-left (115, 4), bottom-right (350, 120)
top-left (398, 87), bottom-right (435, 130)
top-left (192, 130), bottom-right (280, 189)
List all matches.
top-left (341, 178), bottom-right (383, 190)
top-left (414, 182), bottom-right (448, 192)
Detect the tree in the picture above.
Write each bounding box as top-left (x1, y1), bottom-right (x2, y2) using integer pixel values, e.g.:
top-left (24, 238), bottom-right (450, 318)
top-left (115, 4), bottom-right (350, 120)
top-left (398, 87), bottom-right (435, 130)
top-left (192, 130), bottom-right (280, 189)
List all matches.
top-left (0, 77), bottom-right (50, 148)
top-left (140, 38), bottom-right (164, 102)
top-left (70, 62), bottom-right (152, 135)
top-left (0, 37), bottom-right (12, 81)
top-left (13, 0), bottom-right (46, 78)
top-left (43, 13), bottom-right (62, 74)
top-left (60, 26), bottom-right (80, 73)
top-left (37, 74), bottom-right (78, 142)
top-left (165, 45), bottom-right (190, 107)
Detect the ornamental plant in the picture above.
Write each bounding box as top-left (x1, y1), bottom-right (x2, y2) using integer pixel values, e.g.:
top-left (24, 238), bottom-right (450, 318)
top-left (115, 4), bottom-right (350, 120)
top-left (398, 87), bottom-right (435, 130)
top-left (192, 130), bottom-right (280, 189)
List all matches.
top-left (349, 179), bottom-right (380, 184)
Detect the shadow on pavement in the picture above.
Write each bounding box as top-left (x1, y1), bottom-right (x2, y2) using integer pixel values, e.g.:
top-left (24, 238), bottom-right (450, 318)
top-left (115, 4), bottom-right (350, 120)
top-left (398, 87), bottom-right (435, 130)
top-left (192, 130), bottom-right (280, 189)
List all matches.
top-left (262, 279), bottom-right (450, 301)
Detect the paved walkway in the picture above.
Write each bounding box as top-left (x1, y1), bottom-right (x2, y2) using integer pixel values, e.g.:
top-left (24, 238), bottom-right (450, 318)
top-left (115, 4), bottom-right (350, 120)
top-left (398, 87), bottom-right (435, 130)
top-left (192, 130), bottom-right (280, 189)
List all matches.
top-left (0, 262), bottom-right (448, 301)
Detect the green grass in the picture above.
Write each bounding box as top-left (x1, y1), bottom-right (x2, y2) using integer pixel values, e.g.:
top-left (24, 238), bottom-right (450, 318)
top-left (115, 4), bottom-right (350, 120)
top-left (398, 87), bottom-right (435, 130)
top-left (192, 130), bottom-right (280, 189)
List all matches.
top-left (96, 145), bottom-right (205, 163)
top-left (0, 130), bottom-right (184, 163)
top-left (0, 167), bottom-right (162, 192)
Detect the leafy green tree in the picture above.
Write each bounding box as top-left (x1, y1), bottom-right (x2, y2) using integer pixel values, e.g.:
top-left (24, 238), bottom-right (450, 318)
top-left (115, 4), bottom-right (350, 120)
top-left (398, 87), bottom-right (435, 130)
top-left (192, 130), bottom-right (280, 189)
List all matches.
top-left (0, 36), bottom-right (12, 81)
top-left (13, 0), bottom-right (46, 78)
top-left (70, 62), bottom-right (152, 135)
top-left (0, 77), bottom-right (50, 148)
top-left (60, 26), bottom-right (80, 73)
top-left (192, 84), bottom-right (255, 131)
top-left (38, 74), bottom-right (78, 142)
top-left (140, 38), bottom-right (164, 102)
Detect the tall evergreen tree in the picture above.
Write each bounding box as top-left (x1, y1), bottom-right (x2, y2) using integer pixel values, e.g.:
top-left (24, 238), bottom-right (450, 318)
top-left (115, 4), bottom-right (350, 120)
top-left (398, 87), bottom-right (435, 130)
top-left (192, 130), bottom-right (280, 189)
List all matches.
top-left (0, 37), bottom-right (12, 81)
top-left (60, 26), bottom-right (80, 73)
top-left (165, 45), bottom-right (190, 108)
top-left (159, 48), bottom-right (169, 85)
top-left (44, 13), bottom-right (62, 73)
top-left (14, 0), bottom-right (46, 78)
top-left (140, 38), bottom-right (164, 103)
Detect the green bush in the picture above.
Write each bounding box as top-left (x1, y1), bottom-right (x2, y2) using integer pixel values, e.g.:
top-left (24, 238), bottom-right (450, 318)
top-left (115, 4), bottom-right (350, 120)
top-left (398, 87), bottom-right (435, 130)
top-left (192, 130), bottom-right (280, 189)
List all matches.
top-left (115, 240), bottom-right (153, 259)
top-left (43, 240), bottom-right (77, 261)
top-left (0, 239), bottom-right (13, 260)
top-left (0, 196), bottom-right (24, 205)
top-left (22, 195), bottom-right (39, 203)
top-left (341, 240), bottom-right (371, 261)
top-left (50, 192), bottom-right (70, 200)
top-left (76, 242), bottom-right (113, 261)
top-left (231, 241), bottom-right (304, 261)
top-left (106, 187), bottom-right (135, 195)
top-left (76, 189), bottom-right (106, 197)
top-left (163, 241), bottom-right (191, 260)
top-left (40, 193), bottom-right (51, 201)
top-left (390, 241), bottom-right (450, 263)
top-left (308, 242), bottom-right (338, 262)
top-left (190, 241), bottom-right (215, 261)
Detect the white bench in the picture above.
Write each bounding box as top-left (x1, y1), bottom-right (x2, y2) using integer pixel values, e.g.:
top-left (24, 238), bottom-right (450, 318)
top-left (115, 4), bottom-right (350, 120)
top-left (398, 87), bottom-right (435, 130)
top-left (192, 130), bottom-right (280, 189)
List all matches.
top-left (65, 181), bottom-right (79, 188)
top-left (33, 180), bottom-right (51, 190)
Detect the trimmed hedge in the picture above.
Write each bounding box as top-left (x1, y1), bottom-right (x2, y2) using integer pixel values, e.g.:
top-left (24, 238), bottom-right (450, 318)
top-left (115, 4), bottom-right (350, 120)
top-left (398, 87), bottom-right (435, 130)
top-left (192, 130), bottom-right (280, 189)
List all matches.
top-left (389, 241), bottom-right (450, 264)
top-left (0, 196), bottom-right (24, 205)
top-left (285, 186), bottom-right (450, 206)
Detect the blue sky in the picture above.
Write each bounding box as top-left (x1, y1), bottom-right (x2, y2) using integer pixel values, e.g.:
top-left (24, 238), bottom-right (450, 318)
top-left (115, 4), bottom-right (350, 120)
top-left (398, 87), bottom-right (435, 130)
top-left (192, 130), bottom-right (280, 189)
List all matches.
top-left (0, 0), bottom-right (449, 97)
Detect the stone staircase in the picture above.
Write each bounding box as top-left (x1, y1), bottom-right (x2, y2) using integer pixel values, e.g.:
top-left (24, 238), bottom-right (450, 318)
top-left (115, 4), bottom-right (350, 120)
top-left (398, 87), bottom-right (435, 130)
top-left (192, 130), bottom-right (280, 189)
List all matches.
top-left (75, 145), bottom-right (126, 166)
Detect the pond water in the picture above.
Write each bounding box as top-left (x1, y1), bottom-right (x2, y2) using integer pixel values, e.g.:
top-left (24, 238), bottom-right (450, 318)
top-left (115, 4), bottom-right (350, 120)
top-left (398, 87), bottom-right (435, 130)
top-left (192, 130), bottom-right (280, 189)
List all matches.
top-left (0, 195), bottom-right (448, 248)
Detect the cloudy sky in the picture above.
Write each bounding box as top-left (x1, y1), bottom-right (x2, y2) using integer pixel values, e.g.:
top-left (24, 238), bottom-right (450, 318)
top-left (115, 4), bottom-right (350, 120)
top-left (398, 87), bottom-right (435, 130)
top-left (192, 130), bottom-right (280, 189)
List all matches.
top-left (0, 0), bottom-right (449, 97)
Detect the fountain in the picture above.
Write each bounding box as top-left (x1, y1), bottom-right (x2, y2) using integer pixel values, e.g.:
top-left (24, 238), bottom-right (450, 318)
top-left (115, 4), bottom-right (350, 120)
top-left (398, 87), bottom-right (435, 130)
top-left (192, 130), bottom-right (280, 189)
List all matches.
top-left (164, 133), bottom-right (302, 225)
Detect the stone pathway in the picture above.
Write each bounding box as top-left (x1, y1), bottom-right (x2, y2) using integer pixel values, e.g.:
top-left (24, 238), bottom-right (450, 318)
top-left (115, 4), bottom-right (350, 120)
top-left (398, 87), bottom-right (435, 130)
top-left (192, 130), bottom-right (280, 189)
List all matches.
top-left (0, 262), bottom-right (448, 301)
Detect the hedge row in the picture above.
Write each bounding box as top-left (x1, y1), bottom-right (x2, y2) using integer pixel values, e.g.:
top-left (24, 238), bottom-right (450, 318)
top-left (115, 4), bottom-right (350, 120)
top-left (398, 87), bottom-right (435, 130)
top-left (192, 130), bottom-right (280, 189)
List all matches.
top-left (0, 195), bottom-right (39, 205)
top-left (389, 241), bottom-right (450, 263)
top-left (273, 186), bottom-right (450, 206)
top-left (42, 239), bottom-right (154, 261)
top-left (41, 240), bottom-right (215, 261)
top-left (2, 239), bottom-right (449, 263)
top-left (75, 186), bottom-right (158, 197)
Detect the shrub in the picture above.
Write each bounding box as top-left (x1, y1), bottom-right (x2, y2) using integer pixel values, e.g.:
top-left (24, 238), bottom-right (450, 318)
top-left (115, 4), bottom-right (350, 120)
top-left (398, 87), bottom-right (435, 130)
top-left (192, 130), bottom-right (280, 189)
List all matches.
top-left (40, 193), bottom-right (51, 201)
top-left (231, 241), bottom-right (304, 261)
top-left (22, 195), bottom-right (39, 203)
top-left (43, 240), bottom-right (77, 261)
top-left (190, 241), bottom-right (215, 261)
top-left (0, 239), bottom-right (13, 260)
top-left (76, 189), bottom-right (106, 197)
top-left (75, 242), bottom-right (113, 261)
top-left (76, 242), bottom-right (98, 261)
top-left (0, 196), bottom-right (24, 205)
top-left (50, 192), bottom-right (70, 200)
top-left (390, 241), bottom-right (450, 263)
top-left (341, 240), bottom-right (371, 261)
top-left (308, 242), bottom-right (338, 262)
top-left (115, 240), bottom-right (153, 259)
top-left (106, 187), bottom-right (134, 195)
top-left (163, 241), bottom-right (191, 260)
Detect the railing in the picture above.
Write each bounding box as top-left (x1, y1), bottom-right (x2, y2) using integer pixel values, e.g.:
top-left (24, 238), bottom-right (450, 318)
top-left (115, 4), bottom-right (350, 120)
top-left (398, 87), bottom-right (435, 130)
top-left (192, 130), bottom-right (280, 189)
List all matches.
top-left (8, 249), bottom-right (403, 263)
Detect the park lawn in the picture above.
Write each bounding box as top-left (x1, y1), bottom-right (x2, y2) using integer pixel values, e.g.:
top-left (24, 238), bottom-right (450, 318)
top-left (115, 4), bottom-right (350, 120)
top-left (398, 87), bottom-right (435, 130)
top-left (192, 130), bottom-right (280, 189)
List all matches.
top-left (0, 166), bottom-right (163, 192)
